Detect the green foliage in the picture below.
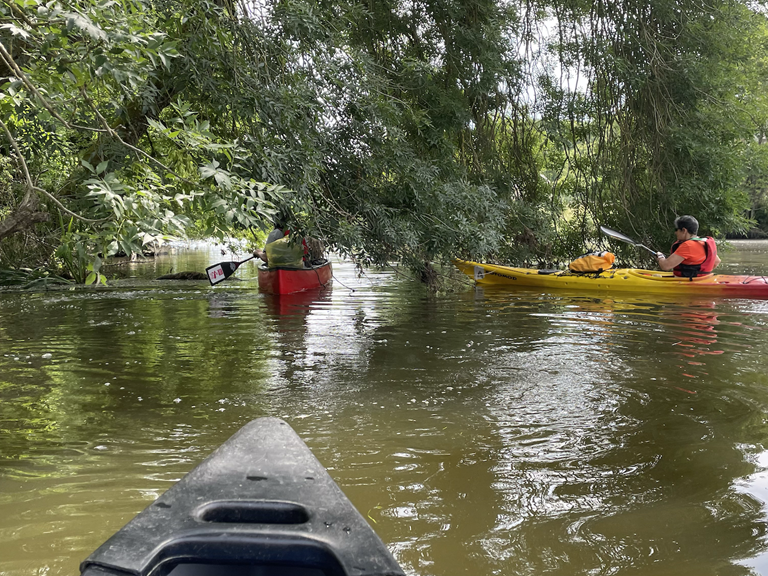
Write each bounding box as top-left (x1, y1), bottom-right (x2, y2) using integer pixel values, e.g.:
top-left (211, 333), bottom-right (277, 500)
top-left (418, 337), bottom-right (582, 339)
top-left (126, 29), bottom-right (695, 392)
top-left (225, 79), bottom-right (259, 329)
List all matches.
top-left (2, 0), bottom-right (768, 285)
top-left (55, 228), bottom-right (97, 284)
top-left (0, 267), bottom-right (71, 289)
top-left (84, 257), bottom-right (106, 286)
top-left (742, 140), bottom-right (768, 235)
top-left (536, 0), bottom-right (764, 251)
top-left (0, 0), bottom-right (288, 280)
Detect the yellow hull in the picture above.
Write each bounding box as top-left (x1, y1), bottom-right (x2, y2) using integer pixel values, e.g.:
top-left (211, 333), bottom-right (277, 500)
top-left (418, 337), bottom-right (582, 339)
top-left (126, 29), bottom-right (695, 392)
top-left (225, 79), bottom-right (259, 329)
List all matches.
top-left (453, 259), bottom-right (768, 299)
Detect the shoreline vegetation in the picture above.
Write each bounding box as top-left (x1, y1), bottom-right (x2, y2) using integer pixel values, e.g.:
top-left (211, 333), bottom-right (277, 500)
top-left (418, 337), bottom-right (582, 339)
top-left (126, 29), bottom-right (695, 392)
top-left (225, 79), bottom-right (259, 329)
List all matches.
top-left (2, 0), bottom-right (768, 288)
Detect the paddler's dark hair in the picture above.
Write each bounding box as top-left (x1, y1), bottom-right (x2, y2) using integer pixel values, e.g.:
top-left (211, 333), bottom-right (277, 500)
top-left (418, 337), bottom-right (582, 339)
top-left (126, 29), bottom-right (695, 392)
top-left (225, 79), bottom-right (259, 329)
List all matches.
top-left (273, 210), bottom-right (289, 229)
top-left (674, 215), bottom-right (699, 235)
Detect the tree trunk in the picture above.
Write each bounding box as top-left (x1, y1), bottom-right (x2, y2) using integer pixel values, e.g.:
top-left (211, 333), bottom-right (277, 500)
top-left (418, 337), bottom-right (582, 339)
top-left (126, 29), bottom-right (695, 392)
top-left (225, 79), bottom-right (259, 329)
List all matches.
top-left (0, 192), bottom-right (49, 241)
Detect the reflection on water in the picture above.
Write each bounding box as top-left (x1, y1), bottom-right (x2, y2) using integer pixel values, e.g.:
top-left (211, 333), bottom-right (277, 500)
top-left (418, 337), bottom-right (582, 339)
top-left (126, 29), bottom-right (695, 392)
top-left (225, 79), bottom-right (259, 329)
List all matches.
top-left (2, 244), bottom-right (768, 575)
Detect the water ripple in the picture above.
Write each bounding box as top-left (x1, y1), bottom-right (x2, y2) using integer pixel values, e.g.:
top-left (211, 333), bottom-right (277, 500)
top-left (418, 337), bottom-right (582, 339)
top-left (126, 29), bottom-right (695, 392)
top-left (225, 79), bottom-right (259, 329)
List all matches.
top-left (3, 254), bottom-right (768, 575)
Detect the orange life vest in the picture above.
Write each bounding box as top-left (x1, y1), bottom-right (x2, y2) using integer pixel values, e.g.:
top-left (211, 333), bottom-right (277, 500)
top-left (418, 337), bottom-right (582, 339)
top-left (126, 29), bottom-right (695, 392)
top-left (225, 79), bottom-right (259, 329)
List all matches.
top-left (670, 237), bottom-right (718, 278)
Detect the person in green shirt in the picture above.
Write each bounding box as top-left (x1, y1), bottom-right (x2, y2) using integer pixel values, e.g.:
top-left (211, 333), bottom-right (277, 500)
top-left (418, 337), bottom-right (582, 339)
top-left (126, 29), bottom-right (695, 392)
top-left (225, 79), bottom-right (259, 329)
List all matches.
top-left (253, 225), bottom-right (286, 265)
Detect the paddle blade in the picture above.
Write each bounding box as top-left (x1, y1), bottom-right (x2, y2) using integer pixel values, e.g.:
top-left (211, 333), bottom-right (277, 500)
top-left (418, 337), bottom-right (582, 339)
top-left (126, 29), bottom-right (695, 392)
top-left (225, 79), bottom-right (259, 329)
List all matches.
top-left (206, 261), bottom-right (240, 285)
top-left (599, 226), bottom-right (638, 245)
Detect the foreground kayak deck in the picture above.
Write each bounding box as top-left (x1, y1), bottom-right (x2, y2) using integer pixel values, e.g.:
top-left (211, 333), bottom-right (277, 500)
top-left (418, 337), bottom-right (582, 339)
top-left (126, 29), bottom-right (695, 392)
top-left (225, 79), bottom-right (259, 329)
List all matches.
top-left (80, 418), bottom-right (404, 576)
top-left (258, 260), bottom-right (332, 294)
top-left (454, 259), bottom-right (768, 299)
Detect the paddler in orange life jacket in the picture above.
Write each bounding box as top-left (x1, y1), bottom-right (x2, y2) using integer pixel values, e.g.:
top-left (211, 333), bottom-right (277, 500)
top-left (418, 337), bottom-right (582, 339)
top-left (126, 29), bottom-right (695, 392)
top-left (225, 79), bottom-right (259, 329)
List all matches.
top-left (655, 215), bottom-right (721, 278)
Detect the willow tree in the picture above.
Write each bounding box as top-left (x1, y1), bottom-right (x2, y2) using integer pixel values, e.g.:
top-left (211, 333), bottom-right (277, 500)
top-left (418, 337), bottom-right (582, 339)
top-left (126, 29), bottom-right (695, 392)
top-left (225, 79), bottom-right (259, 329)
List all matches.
top-left (531, 0), bottom-right (768, 260)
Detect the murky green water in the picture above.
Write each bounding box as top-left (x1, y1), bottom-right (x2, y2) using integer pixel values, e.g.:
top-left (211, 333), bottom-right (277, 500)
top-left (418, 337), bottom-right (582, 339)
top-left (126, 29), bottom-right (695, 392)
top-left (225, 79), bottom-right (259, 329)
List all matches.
top-left (2, 240), bottom-right (768, 576)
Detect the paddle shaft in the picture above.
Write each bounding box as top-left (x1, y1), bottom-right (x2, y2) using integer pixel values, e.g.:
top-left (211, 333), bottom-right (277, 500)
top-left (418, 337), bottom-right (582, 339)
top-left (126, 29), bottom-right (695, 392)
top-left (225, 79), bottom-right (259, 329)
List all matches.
top-left (631, 243), bottom-right (658, 256)
top-left (600, 226), bottom-right (659, 256)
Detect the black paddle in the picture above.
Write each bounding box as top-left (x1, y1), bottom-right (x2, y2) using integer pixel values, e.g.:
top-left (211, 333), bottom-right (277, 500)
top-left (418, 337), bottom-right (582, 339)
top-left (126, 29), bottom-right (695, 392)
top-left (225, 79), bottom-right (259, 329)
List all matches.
top-left (205, 255), bottom-right (255, 285)
top-left (600, 226), bottom-right (659, 256)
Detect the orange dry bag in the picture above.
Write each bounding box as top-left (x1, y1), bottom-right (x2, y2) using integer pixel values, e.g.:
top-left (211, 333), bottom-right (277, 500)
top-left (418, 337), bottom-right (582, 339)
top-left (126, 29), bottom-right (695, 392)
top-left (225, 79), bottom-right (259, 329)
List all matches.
top-left (568, 251), bottom-right (616, 273)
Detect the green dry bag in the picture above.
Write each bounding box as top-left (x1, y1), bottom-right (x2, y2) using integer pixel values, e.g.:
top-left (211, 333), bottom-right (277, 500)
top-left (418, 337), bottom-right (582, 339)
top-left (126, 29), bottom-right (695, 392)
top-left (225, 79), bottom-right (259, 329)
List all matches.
top-left (265, 236), bottom-right (304, 268)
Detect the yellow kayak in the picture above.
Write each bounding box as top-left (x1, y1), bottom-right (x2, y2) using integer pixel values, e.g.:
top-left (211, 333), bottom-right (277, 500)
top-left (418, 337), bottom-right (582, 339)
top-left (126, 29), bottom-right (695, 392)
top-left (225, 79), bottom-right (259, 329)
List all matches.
top-left (454, 259), bottom-right (768, 299)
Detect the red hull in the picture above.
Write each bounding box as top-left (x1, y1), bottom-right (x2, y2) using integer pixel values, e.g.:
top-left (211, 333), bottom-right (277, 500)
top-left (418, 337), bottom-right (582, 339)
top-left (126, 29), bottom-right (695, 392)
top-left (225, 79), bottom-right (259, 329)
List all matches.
top-left (258, 261), bottom-right (333, 294)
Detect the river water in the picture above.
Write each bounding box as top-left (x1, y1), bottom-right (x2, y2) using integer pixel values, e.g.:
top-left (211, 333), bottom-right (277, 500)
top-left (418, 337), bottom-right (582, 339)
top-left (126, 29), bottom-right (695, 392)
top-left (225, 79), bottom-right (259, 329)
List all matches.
top-left (2, 240), bottom-right (768, 576)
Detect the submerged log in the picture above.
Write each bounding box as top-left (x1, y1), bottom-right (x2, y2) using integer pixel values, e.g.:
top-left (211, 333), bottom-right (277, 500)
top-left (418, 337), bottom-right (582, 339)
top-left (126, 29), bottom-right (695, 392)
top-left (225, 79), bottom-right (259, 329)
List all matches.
top-left (157, 271), bottom-right (208, 280)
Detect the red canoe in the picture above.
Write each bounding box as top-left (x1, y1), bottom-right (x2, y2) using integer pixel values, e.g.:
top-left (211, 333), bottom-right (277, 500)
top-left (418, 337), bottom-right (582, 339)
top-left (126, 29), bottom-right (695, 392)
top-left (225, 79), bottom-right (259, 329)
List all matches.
top-left (257, 260), bottom-right (333, 294)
